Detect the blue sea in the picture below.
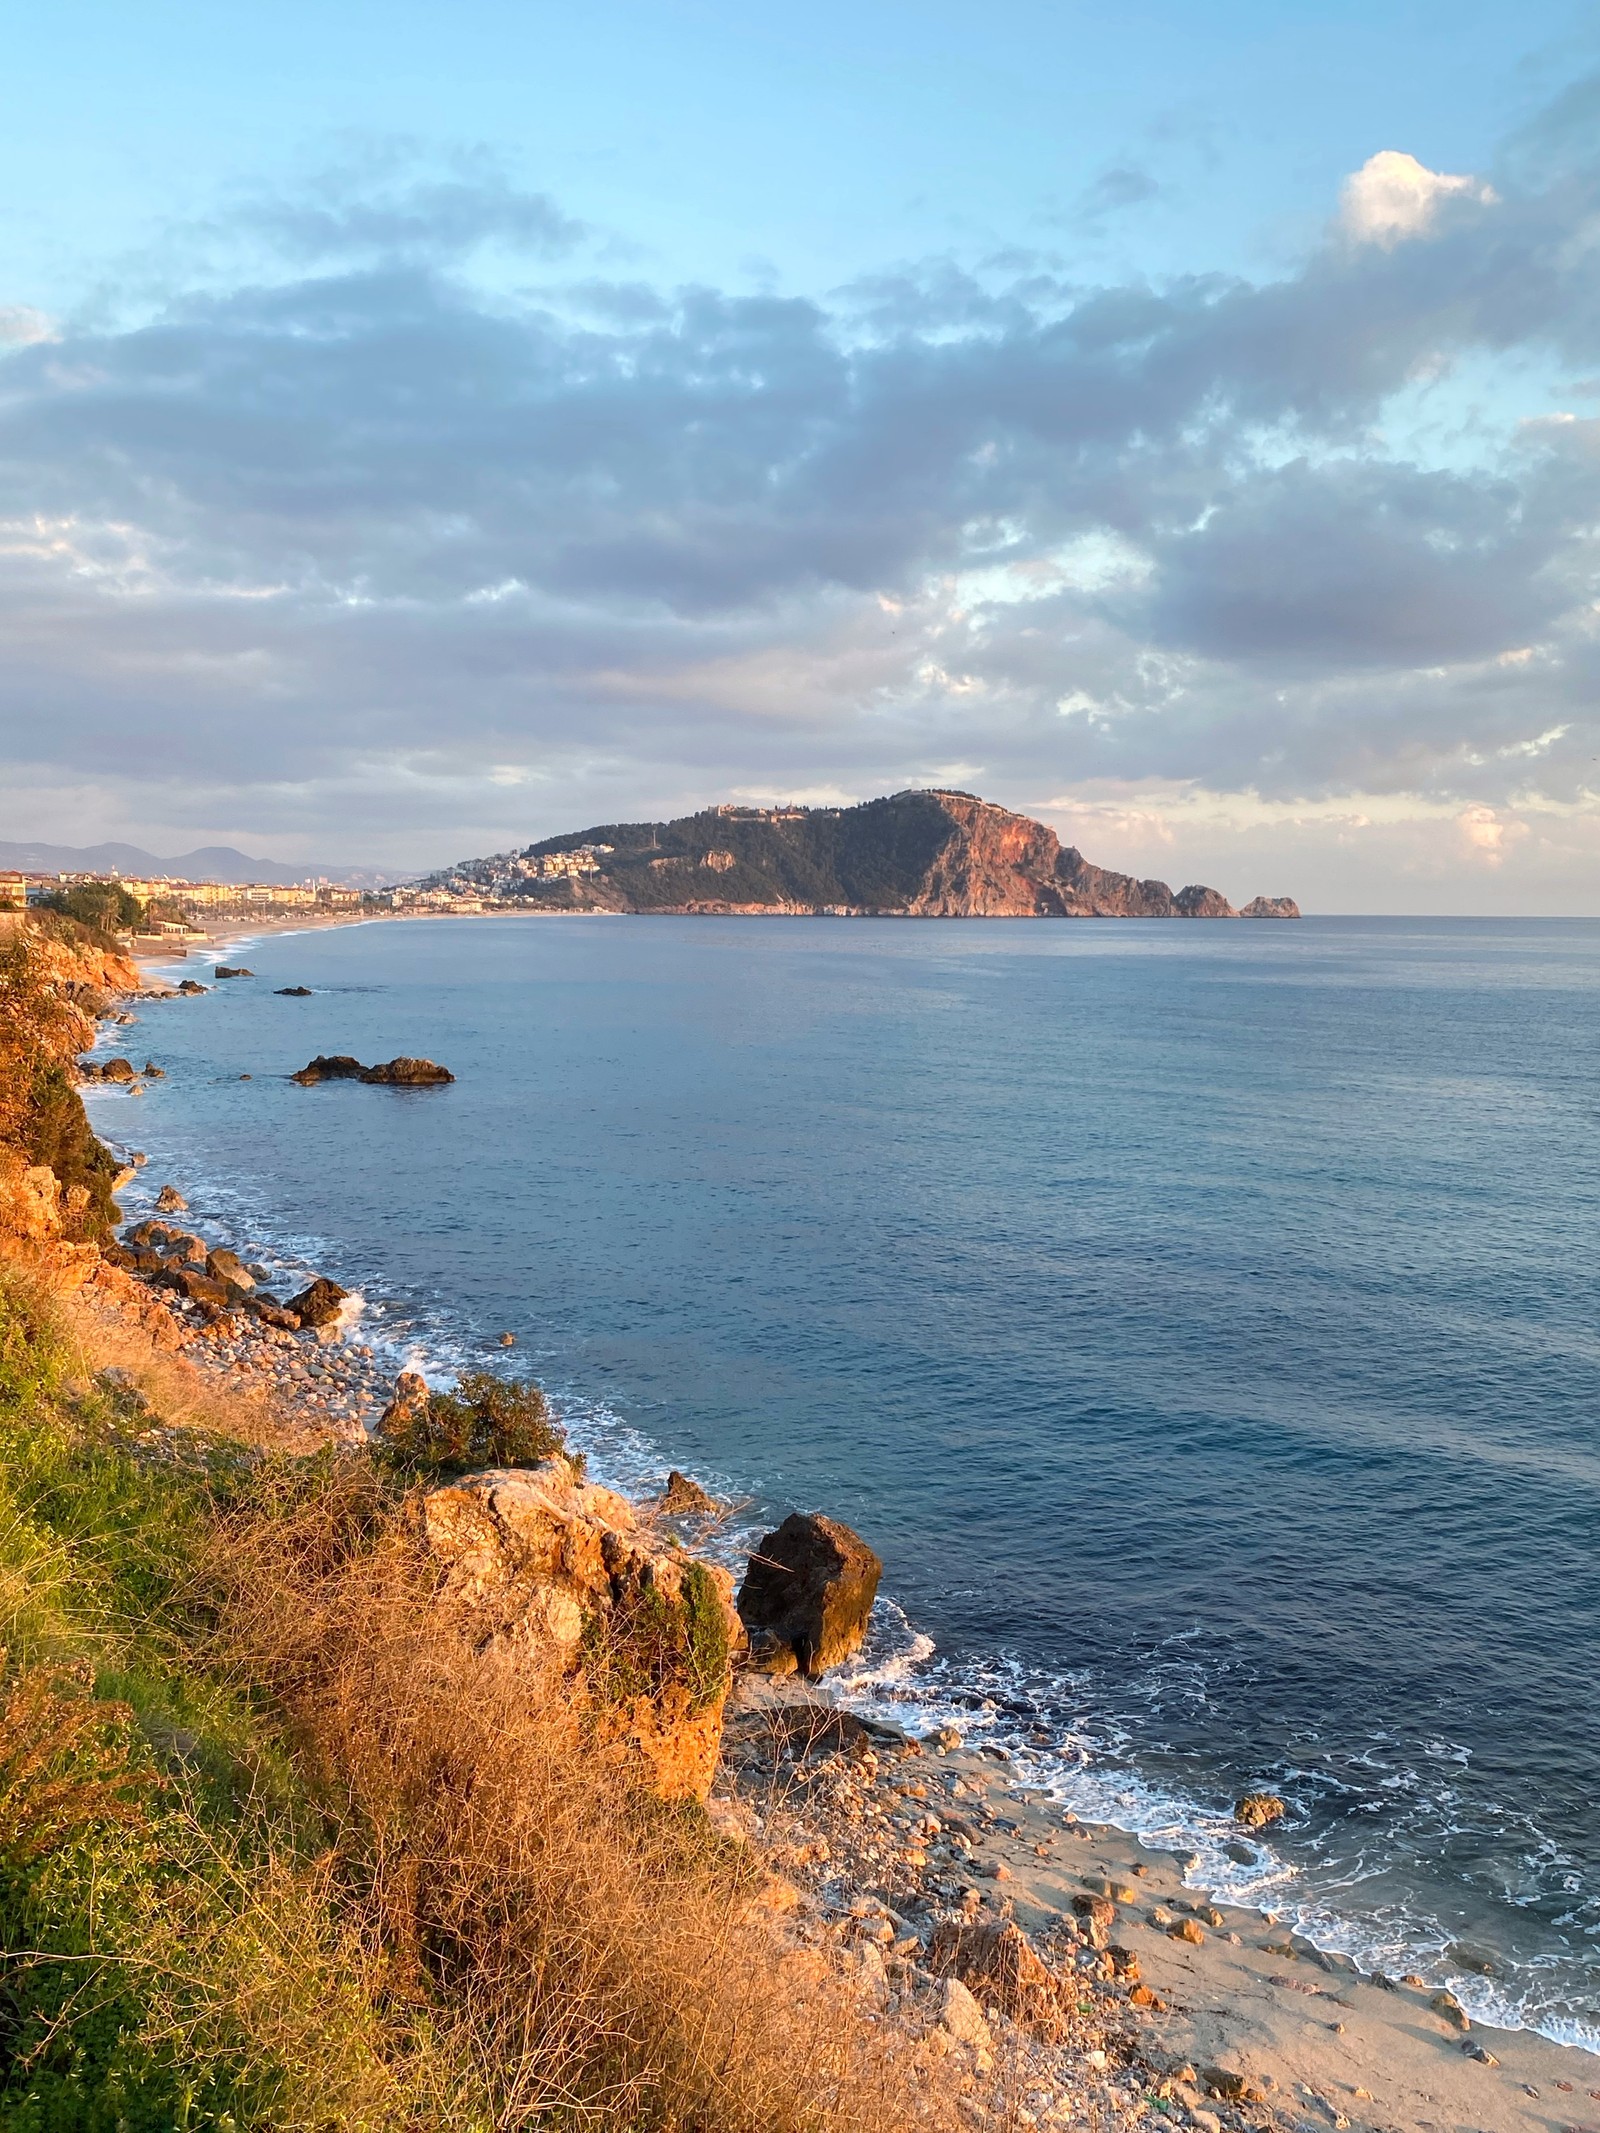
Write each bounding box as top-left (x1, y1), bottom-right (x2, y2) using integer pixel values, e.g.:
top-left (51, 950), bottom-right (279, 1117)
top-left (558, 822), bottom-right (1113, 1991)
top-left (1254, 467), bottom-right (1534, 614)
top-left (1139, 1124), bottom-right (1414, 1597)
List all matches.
top-left (89, 914), bottom-right (1600, 2048)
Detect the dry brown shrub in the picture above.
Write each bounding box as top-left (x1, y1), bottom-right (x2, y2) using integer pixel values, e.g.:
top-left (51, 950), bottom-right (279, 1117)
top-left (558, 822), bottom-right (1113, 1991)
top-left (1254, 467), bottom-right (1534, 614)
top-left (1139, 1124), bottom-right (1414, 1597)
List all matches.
top-left (202, 1468), bottom-right (949, 2133)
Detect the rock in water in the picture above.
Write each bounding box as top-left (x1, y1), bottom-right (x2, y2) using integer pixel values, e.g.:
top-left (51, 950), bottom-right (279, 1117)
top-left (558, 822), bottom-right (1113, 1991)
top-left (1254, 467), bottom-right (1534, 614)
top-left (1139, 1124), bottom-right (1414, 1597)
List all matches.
top-left (276, 986), bottom-right (313, 996)
top-left (1240, 896), bottom-right (1301, 919)
top-left (360, 1056), bottom-right (454, 1084)
top-left (736, 1510), bottom-right (882, 1676)
top-left (286, 1276), bottom-right (350, 1327)
top-left (660, 1469), bottom-right (720, 1516)
top-left (291, 1054), bottom-right (454, 1085)
top-left (154, 1184), bottom-right (188, 1212)
top-left (176, 979), bottom-right (208, 995)
top-left (1234, 1791), bottom-right (1287, 1828)
top-left (291, 1055), bottom-right (368, 1085)
top-left (214, 965), bottom-right (253, 978)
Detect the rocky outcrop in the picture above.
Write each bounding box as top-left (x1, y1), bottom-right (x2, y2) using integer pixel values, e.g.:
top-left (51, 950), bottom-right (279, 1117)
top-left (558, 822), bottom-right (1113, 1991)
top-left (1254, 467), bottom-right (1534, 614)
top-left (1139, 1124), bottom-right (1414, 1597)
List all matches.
top-left (1240, 896), bottom-right (1301, 919)
top-left (292, 1055), bottom-right (454, 1086)
top-left (285, 1276), bottom-right (348, 1328)
top-left (480, 790), bottom-right (1296, 920)
top-left (659, 1469), bottom-right (721, 1516)
top-left (276, 986), bottom-right (313, 996)
top-left (214, 966), bottom-right (253, 978)
top-left (418, 1459), bottom-right (742, 1800)
top-left (737, 1512), bottom-right (882, 1678)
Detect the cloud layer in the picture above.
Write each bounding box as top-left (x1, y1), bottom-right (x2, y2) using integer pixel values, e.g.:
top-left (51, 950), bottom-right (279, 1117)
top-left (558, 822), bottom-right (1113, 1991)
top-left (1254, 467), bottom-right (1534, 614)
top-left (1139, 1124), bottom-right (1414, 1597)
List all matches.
top-left (2, 123), bottom-right (1599, 902)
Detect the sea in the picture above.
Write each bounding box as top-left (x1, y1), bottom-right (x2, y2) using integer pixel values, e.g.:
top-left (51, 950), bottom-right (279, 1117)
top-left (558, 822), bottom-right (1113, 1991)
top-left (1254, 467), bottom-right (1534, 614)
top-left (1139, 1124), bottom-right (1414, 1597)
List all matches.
top-left (86, 913), bottom-right (1600, 2050)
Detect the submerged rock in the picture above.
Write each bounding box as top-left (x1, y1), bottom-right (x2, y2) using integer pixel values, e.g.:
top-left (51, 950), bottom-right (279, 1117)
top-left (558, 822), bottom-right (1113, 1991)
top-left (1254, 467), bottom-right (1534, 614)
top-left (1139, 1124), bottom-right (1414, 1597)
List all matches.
top-left (736, 1510), bottom-right (882, 1678)
top-left (154, 1184), bottom-right (188, 1212)
top-left (276, 986), bottom-right (313, 996)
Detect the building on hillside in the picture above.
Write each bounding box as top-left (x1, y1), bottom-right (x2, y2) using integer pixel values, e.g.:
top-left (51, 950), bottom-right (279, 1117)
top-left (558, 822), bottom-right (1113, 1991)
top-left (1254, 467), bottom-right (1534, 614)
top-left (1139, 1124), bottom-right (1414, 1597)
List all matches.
top-left (0, 872), bottom-right (26, 911)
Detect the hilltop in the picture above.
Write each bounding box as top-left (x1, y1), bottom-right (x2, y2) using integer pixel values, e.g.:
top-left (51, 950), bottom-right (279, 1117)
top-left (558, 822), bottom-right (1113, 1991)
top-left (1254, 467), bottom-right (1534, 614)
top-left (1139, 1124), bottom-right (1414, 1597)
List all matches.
top-left (430, 790), bottom-right (1300, 918)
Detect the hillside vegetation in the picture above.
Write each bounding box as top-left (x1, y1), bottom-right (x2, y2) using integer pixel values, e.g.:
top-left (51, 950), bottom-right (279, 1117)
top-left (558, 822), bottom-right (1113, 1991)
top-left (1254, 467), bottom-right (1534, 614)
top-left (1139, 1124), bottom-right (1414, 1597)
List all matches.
top-left (0, 925), bottom-right (940, 2132)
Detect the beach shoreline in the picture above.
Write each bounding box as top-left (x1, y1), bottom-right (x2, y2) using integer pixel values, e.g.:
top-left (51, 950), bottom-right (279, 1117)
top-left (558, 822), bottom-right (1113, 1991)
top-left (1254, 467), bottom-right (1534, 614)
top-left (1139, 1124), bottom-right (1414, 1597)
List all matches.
top-left (86, 935), bottom-right (1600, 2133)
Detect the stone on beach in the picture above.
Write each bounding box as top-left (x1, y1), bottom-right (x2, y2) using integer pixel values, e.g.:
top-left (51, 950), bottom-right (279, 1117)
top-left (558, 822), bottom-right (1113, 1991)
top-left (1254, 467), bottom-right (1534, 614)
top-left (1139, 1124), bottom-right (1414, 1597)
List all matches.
top-left (379, 1369), bottom-right (432, 1437)
top-left (286, 1276), bottom-right (350, 1327)
top-left (736, 1510), bottom-right (882, 1677)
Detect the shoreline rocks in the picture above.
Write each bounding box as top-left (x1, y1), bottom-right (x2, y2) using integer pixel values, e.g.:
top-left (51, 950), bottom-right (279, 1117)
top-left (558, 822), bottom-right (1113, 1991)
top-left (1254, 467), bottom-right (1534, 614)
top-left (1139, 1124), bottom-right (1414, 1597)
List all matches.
top-left (738, 1510), bottom-right (883, 1677)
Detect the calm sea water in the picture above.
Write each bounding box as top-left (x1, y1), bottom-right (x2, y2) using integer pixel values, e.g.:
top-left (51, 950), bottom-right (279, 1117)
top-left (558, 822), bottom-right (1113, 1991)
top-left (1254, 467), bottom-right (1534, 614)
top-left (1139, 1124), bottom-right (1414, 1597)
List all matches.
top-left (92, 914), bottom-right (1600, 2046)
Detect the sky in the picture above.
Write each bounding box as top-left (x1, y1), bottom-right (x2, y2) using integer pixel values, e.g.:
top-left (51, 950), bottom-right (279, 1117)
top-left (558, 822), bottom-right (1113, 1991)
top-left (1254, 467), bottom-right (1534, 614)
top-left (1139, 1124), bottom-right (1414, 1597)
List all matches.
top-left (3, 1), bottom-right (1600, 910)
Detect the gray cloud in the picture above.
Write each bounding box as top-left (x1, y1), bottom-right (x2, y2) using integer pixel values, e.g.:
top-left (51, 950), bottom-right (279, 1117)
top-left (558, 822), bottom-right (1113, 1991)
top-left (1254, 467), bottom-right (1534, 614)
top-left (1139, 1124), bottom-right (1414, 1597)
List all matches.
top-left (3, 96), bottom-right (1600, 873)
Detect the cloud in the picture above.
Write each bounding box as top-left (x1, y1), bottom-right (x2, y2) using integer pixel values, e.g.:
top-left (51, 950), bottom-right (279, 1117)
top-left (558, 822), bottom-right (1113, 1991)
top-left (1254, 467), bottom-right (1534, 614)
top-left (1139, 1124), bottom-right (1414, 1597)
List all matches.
top-left (1338, 150), bottom-right (1497, 247)
top-left (1, 103), bottom-right (1599, 895)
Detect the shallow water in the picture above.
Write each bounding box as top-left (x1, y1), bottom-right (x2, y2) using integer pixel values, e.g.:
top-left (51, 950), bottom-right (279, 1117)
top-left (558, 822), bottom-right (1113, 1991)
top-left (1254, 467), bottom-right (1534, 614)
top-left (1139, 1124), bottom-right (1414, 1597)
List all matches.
top-left (94, 914), bottom-right (1600, 2044)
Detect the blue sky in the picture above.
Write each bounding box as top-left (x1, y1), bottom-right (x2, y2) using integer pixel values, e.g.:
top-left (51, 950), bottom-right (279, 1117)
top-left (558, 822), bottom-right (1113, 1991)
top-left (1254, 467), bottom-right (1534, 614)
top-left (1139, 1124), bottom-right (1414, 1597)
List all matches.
top-left (4, 0), bottom-right (1600, 908)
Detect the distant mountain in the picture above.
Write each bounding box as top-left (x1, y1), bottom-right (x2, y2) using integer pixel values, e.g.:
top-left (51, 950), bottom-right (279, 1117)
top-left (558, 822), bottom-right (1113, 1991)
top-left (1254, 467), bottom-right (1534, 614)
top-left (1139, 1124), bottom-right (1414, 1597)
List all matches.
top-left (0, 839), bottom-right (396, 890)
top-left (432, 789), bottom-right (1300, 919)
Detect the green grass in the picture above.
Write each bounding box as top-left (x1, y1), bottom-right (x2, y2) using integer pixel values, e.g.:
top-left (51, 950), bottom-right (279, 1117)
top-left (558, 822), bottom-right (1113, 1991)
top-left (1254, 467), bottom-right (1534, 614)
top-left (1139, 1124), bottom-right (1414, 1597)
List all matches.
top-left (0, 1277), bottom-right (413, 2132)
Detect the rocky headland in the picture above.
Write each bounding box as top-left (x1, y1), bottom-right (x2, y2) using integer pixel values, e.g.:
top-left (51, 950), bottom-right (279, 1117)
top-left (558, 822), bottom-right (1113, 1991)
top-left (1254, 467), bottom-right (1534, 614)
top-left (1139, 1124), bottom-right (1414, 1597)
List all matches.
top-left (426, 789), bottom-right (1303, 921)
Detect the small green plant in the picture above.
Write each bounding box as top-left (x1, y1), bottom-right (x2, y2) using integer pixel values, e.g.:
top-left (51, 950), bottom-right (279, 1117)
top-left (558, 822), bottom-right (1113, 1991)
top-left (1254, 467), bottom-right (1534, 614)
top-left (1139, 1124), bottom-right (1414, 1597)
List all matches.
top-left (377, 1372), bottom-right (571, 1478)
top-left (586, 1559), bottom-right (730, 1714)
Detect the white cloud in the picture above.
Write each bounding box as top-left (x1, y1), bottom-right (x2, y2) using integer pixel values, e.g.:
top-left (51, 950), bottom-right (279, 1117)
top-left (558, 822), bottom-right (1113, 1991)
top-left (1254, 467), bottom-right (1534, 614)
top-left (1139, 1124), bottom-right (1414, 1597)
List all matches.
top-left (0, 305), bottom-right (56, 347)
top-left (1338, 151), bottom-right (1496, 248)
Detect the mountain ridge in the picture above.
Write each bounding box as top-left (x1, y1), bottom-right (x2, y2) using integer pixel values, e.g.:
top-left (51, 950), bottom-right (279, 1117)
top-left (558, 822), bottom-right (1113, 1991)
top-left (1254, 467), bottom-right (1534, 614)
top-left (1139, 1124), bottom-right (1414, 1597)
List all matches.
top-left (0, 839), bottom-right (392, 888)
top-left (431, 789), bottom-right (1300, 919)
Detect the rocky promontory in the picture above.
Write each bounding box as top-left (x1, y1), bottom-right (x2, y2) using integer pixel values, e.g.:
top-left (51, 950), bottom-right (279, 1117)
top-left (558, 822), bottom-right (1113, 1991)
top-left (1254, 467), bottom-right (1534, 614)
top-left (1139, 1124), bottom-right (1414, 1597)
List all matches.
top-left (430, 790), bottom-right (1302, 921)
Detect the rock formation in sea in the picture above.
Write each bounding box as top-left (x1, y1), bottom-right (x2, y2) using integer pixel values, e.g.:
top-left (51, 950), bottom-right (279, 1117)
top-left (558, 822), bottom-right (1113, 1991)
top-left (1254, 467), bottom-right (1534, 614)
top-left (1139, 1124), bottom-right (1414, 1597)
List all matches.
top-left (432, 789), bottom-right (1301, 919)
top-left (291, 1055), bottom-right (454, 1085)
top-left (737, 1510), bottom-right (883, 1677)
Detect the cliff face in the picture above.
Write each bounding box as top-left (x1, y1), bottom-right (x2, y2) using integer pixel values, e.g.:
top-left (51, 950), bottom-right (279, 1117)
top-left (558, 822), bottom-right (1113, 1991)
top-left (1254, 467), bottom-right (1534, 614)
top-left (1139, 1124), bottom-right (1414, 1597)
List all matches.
top-left (486, 790), bottom-right (1300, 920)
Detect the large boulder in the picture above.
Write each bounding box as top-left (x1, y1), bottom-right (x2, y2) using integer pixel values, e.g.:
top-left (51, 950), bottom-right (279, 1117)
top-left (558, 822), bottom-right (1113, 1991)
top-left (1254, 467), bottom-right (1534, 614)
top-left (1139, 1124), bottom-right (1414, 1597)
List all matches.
top-left (286, 1275), bottom-right (349, 1327)
top-left (737, 1511), bottom-right (882, 1677)
top-left (419, 1460), bottom-right (741, 1801)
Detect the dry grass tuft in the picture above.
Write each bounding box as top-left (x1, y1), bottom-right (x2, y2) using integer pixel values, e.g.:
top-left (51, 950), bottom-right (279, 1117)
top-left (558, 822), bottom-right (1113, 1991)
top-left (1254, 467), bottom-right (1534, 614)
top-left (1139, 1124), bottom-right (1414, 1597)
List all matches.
top-left (203, 1470), bottom-right (948, 2133)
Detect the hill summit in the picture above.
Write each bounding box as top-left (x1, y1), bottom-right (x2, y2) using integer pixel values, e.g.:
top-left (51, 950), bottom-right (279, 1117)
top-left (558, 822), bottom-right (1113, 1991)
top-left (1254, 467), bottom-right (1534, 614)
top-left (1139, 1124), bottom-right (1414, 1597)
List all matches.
top-left (434, 789), bottom-right (1299, 919)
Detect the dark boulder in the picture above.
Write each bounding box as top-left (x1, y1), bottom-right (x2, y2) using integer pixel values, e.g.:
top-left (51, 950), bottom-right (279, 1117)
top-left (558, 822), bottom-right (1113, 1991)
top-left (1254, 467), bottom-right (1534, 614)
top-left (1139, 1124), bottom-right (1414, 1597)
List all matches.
top-left (96, 1058), bottom-right (137, 1083)
top-left (176, 980), bottom-right (208, 995)
top-left (291, 1055), bottom-right (368, 1085)
top-left (660, 1469), bottom-right (720, 1516)
top-left (154, 1185), bottom-right (187, 1212)
top-left (142, 1061), bottom-right (164, 1078)
top-left (214, 966), bottom-right (253, 978)
top-left (249, 1297), bottom-right (303, 1331)
top-left (360, 1057), bottom-right (454, 1085)
top-left (736, 1511), bottom-right (882, 1677)
top-left (286, 1276), bottom-right (349, 1328)
top-left (276, 986), bottom-right (313, 996)
top-left (290, 1055), bottom-right (453, 1086)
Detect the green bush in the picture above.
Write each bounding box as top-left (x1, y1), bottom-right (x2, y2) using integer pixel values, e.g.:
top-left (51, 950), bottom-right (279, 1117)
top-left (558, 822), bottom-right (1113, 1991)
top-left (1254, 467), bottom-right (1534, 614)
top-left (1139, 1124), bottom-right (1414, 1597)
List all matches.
top-left (377, 1371), bottom-right (570, 1478)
